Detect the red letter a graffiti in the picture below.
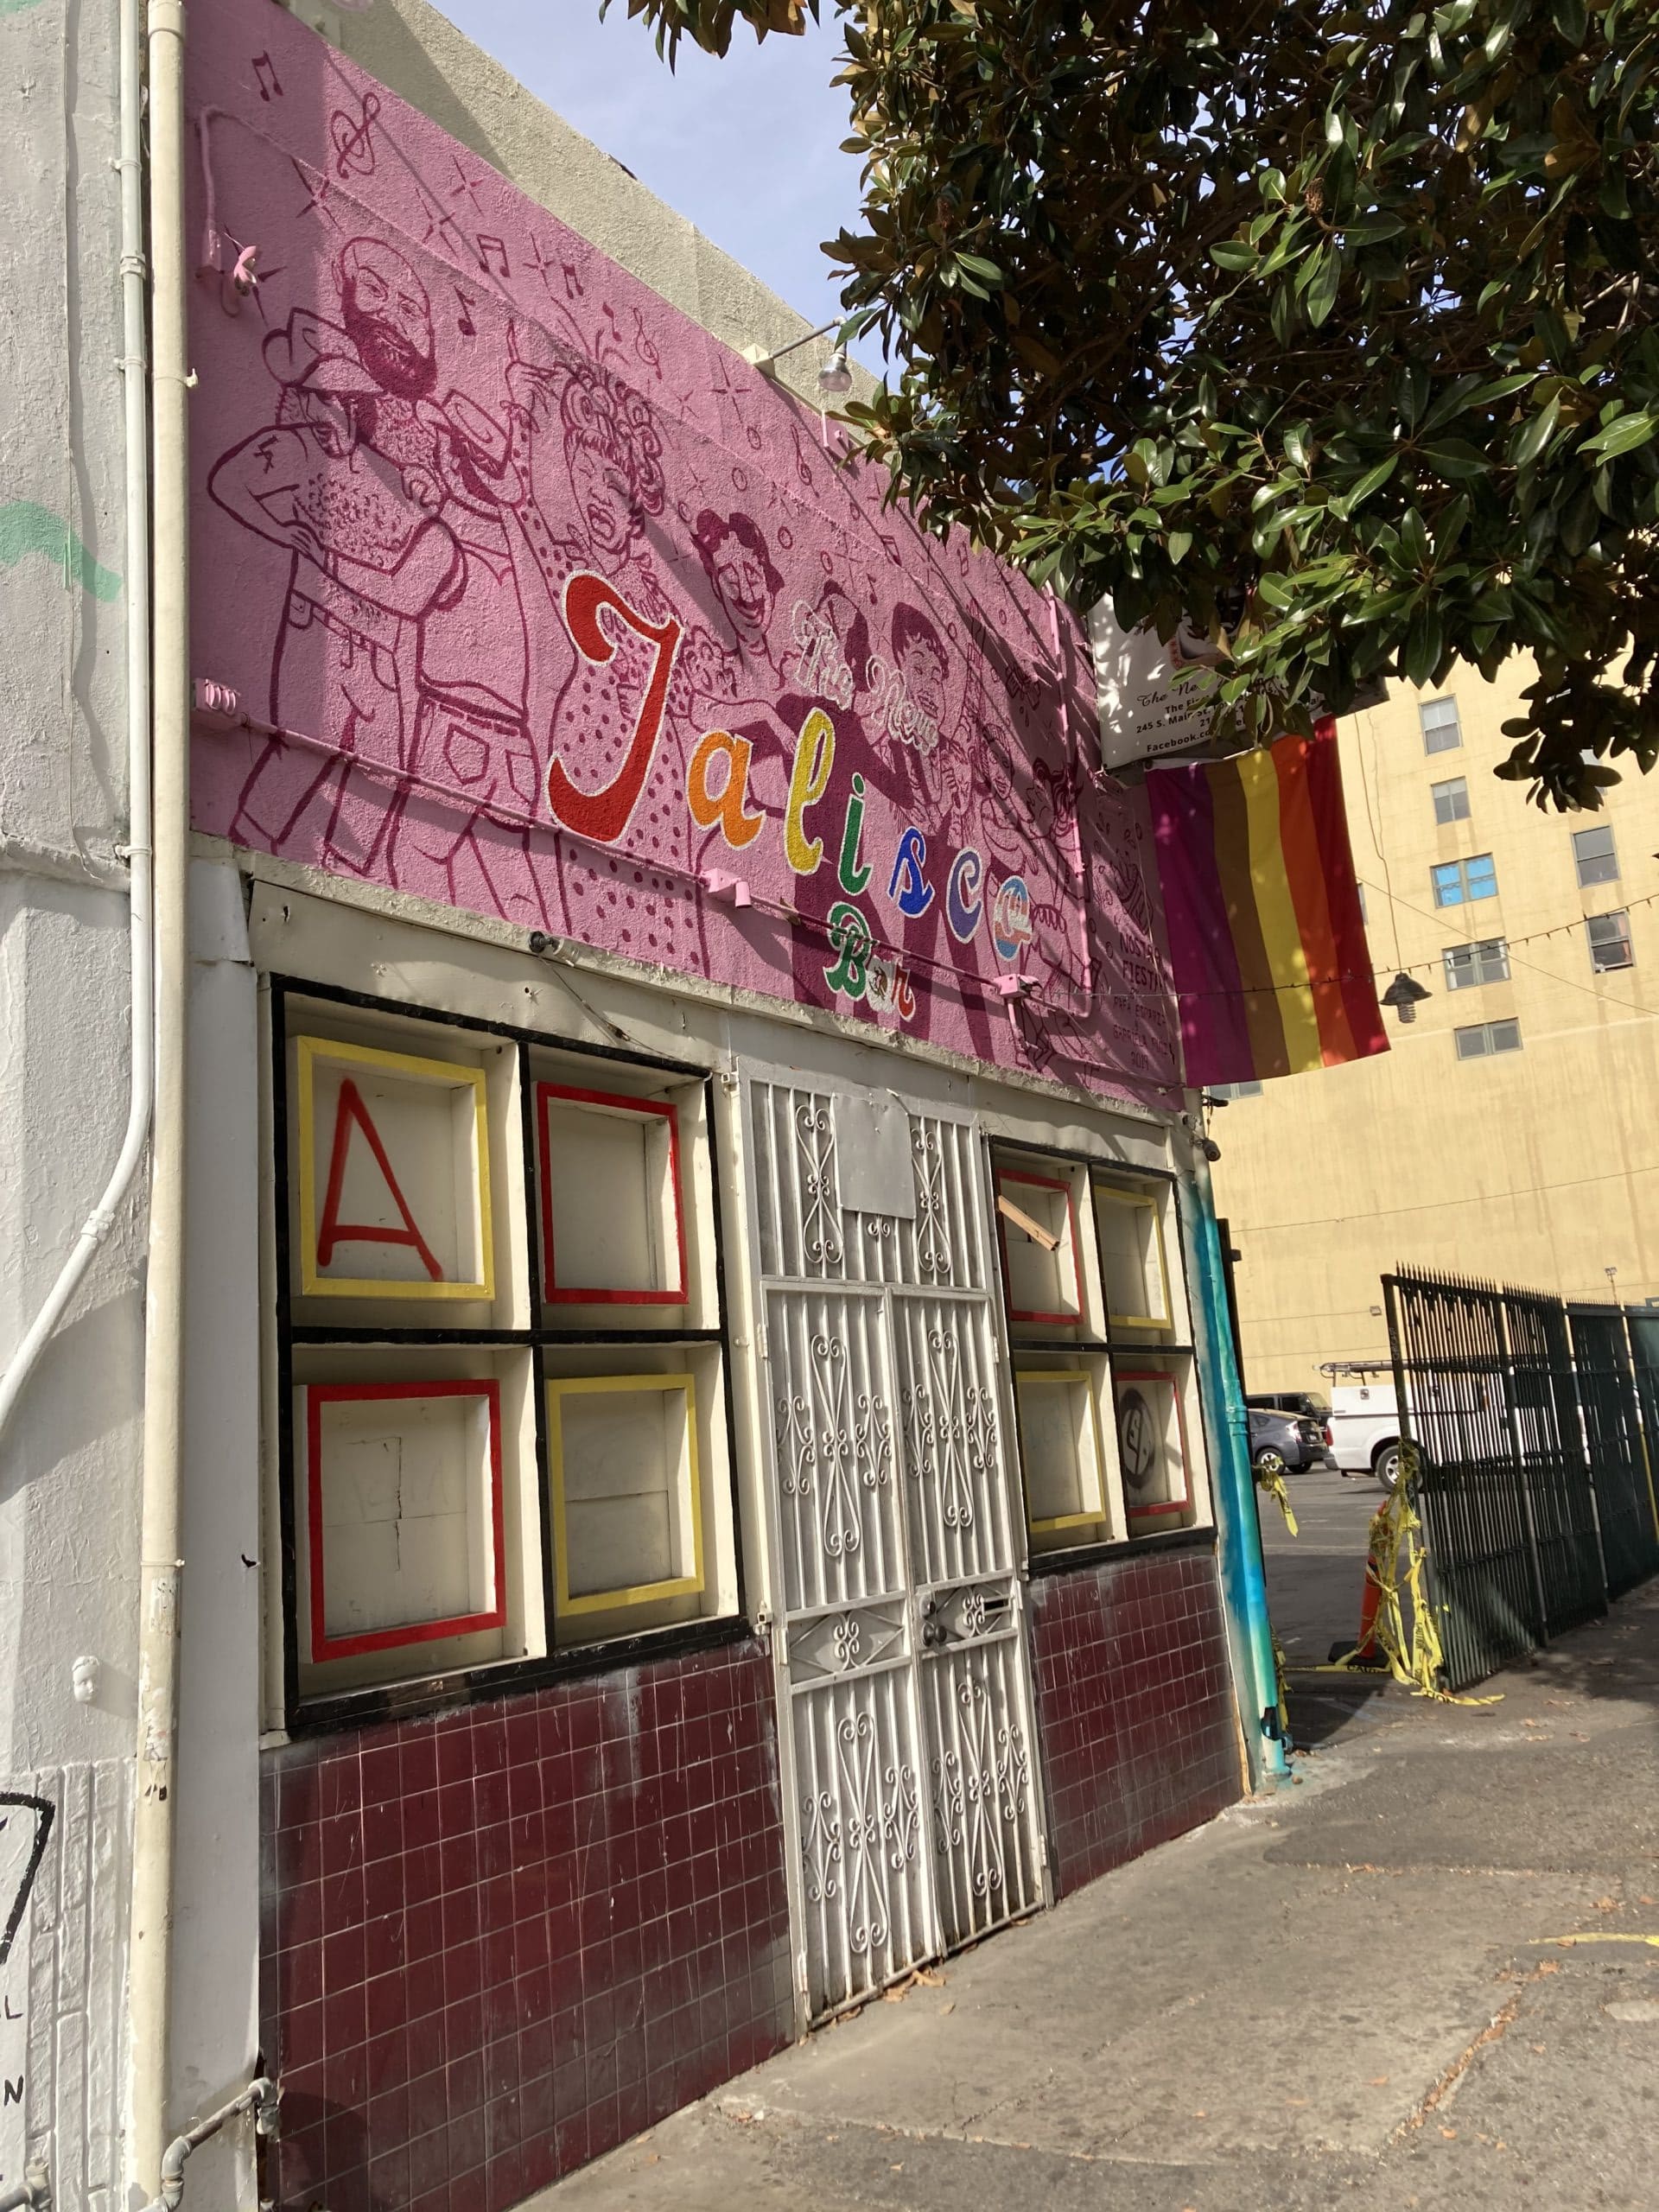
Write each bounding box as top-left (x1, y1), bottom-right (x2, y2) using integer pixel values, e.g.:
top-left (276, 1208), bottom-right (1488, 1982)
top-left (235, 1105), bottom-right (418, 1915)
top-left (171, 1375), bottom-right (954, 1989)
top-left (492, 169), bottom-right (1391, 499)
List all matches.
top-left (548, 572), bottom-right (683, 844)
top-left (316, 1079), bottom-right (443, 1280)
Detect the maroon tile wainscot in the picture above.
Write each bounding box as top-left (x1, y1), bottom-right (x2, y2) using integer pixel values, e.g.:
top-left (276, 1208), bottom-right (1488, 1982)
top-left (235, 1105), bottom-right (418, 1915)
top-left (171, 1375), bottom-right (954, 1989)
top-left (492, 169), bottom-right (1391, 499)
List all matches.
top-left (260, 1643), bottom-right (791, 2212)
top-left (1029, 1545), bottom-right (1240, 1898)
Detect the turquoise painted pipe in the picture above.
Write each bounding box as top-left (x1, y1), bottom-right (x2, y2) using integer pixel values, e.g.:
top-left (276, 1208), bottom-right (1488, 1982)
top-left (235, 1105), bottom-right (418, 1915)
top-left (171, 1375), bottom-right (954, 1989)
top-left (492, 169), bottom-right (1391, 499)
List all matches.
top-left (1180, 1153), bottom-right (1291, 1788)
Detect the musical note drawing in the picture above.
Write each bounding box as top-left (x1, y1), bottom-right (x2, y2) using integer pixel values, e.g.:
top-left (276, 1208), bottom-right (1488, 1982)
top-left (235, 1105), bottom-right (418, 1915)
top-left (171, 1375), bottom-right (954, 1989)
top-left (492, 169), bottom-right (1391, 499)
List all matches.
top-left (632, 308), bottom-right (663, 381)
top-left (562, 261), bottom-right (584, 301)
top-left (474, 234), bottom-right (510, 280)
top-left (330, 92), bottom-right (380, 181)
top-left (252, 52), bottom-right (283, 103)
top-left (454, 285), bottom-right (478, 338)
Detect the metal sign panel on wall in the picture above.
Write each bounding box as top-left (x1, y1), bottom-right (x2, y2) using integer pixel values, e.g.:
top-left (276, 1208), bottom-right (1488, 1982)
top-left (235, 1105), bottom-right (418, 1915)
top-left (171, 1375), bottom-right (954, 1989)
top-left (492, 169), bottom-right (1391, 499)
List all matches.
top-left (1089, 603), bottom-right (1388, 773)
top-left (747, 1077), bottom-right (1046, 2018)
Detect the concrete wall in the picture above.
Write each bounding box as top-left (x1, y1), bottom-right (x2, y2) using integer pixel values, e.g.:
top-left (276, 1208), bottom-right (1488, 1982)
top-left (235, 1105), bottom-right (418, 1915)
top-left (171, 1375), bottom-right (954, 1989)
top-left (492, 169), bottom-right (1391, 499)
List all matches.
top-left (0, 0), bottom-right (137, 2203)
top-left (1211, 663), bottom-right (1659, 1395)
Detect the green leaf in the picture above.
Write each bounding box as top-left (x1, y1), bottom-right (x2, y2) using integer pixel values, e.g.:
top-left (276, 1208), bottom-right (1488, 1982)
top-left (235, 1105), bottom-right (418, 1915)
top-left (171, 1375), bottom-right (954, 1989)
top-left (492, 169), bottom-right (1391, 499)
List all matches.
top-left (1305, 245), bottom-right (1342, 327)
top-left (1333, 455), bottom-right (1398, 517)
top-left (1436, 496), bottom-right (1471, 556)
top-left (1581, 410), bottom-right (1659, 458)
top-left (1167, 531), bottom-right (1193, 564)
top-left (1342, 213), bottom-right (1407, 244)
top-left (1418, 440), bottom-right (1492, 481)
top-left (1210, 240), bottom-right (1259, 271)
top-left (1511, 394), bottom-right (1562, 467)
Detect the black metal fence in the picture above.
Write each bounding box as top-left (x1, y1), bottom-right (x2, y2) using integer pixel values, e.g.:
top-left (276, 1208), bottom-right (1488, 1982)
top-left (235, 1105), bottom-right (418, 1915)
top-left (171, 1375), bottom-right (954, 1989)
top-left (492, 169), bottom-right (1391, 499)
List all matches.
top-left (1383, 1268), bottom-right (1659, 1692)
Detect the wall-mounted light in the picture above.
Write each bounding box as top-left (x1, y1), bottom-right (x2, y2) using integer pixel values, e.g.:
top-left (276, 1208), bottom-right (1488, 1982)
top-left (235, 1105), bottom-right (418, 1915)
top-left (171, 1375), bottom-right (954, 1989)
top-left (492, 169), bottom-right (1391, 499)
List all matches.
top-left (817, 345), bottom-right (854, 397)
top-left (743, 321), bottom-right (855, 395)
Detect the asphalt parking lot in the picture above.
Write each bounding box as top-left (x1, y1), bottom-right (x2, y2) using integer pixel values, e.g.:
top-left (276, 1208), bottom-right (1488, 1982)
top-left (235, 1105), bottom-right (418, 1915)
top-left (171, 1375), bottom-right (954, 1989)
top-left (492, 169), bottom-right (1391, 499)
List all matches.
top-left (1257, 1463), bottom-right (1384, 1666)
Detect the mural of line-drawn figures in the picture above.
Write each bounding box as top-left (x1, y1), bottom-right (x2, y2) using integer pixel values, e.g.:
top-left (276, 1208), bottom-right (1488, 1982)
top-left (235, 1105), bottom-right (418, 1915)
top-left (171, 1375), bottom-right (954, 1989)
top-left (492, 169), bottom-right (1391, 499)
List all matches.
top-left (208, 238), bottom-right (552, 923)
top-left (187, 0), bottom-right (1180, 1107)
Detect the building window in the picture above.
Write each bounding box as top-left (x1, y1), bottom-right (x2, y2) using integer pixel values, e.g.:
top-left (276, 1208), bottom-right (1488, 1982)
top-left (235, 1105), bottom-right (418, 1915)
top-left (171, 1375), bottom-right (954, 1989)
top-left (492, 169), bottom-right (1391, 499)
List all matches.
top-left (1210, 1080), bottom-right (1264, 1099)
top-left (1432, 854), bottom-right (1497, 906)
top-left (272, 982), bottom-right (742, 1716)
top-left (1432, 776), bottom-right (1471, 825)
top-left (995, 1150), bottom-right (1208, 1557)
top-left (1421, 696), bottom-right (1462, 753)
top-left (1454, 1019), bottom-right (1522, 1058)
top-left (1443, 938), bottom-right (1510, 990)
top-left (1588, 910), bottom-right (1634, 972)
top-left (1573, 823), bottom-right (1619, 887)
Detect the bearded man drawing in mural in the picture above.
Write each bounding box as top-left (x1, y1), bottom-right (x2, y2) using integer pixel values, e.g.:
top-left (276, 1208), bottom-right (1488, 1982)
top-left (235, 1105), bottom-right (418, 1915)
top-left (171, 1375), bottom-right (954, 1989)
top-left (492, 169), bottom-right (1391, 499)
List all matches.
top-left (209, 240), bottom-right (554, 926)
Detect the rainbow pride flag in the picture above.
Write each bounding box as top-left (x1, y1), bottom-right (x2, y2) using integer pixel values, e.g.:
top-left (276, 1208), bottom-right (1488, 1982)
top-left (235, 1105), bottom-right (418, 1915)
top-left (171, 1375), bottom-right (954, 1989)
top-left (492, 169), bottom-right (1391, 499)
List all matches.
top-left (1146, 722), bottom-right (1388, 1087)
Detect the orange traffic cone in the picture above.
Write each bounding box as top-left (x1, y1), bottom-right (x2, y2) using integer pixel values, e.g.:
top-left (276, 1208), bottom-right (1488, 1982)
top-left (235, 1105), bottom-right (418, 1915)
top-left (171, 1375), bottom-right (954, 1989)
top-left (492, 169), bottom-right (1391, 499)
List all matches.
top-left (1329, 1526), bottom-right (1387, 1668)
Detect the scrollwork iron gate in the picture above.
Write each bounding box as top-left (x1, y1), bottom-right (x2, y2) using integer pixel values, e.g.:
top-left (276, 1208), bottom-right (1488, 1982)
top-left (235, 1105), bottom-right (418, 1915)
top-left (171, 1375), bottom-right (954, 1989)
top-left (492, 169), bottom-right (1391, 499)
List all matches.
top-left (748, 1078), bottom-right (1046, 2018)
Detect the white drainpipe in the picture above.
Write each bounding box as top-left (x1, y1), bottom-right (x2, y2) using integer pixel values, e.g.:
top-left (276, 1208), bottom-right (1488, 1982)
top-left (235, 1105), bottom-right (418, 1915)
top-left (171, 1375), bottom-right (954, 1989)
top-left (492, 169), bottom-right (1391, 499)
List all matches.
top-left (127, 0), bottom-right (193, 2199)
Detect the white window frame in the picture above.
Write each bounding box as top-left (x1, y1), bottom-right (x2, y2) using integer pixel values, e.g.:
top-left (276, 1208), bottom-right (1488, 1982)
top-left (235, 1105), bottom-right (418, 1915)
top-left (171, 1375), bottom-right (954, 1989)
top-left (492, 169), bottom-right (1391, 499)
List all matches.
top-left (1454, 1019), bottom-right (1522, 1059)
top-left (1573, 823), bottom-right (1619, 887)
top-left (1431, 775), bottom-right (1471, 825)
top-left (1421, 696), bottom-right (1462, 753)
top-left (1443, 938), bottom-right (1510, 990)
top-left (1587, 910), bottom-right (1634, 972)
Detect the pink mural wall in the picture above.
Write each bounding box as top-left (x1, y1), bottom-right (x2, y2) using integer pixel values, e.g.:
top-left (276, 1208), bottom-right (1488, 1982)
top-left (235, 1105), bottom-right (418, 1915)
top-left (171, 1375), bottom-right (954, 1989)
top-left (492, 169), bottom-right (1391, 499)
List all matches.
top-left (186, 0), bottom-right (1179, 1103)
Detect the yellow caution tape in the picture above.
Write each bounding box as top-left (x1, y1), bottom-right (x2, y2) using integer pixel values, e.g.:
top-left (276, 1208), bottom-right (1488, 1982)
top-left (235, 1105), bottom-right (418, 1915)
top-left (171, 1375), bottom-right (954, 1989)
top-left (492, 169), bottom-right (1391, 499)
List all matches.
top-left (1255, 1458), bottom-right (1299, 1536)
top-left (1322, 1450), bottom-right (1502, 1706)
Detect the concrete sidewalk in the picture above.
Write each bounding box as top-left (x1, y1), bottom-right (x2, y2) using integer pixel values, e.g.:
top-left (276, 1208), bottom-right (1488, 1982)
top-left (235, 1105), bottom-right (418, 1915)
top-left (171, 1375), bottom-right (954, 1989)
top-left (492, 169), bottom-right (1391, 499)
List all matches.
top-left (530, 1580), bottom-right (1659, 2212)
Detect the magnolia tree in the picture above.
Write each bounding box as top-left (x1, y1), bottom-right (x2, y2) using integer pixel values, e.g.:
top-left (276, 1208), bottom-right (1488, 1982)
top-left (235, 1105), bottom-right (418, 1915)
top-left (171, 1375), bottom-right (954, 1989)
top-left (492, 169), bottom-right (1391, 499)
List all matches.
top-left (611, 0), bottom-right (1659, 806)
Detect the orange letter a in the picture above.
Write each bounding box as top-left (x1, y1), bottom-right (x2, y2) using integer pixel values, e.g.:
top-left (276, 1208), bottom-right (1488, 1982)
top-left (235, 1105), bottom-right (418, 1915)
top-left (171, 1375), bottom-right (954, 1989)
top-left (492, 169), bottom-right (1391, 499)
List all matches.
top-left (686, 728), bottom-right (765, 850)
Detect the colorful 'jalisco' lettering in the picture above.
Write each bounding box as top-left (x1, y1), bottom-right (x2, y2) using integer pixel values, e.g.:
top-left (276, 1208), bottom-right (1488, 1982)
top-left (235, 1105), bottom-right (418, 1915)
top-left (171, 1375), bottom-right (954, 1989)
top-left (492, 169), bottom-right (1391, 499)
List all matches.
top-left (542, 579), bottom-right (1036, 1004)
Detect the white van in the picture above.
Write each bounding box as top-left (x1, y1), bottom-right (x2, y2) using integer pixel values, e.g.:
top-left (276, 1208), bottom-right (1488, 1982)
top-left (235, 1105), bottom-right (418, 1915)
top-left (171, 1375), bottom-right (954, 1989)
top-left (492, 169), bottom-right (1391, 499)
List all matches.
top-left (1325, 1373), bottom-right (1403, 1489)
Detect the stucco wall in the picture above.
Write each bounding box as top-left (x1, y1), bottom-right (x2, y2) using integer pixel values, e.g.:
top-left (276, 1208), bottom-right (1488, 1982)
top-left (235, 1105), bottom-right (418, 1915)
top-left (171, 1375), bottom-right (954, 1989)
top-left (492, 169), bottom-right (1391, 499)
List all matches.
top-left (0, 0), bottom-right (138, 2202)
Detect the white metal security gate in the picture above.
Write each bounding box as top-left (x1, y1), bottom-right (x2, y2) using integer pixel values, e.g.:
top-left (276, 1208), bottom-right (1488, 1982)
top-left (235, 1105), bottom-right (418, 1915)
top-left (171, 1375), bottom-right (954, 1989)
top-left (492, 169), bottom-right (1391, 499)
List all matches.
top-left (747, 1077), bottom-right (1046, 2017)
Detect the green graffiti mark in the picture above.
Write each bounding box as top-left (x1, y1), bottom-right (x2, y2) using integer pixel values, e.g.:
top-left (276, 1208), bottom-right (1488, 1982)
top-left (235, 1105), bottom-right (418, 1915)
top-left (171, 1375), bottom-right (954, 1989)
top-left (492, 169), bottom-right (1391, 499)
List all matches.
top-left (0, 1), bottom-right (54, 17)
top-left (0, 501), bottom-right (121, 601)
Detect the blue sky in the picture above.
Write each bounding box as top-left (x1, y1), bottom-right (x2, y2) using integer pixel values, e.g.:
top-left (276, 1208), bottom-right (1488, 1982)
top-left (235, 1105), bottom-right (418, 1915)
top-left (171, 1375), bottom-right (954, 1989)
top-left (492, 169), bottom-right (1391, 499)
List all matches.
top-left (437, 3), bottom-right (880, 367)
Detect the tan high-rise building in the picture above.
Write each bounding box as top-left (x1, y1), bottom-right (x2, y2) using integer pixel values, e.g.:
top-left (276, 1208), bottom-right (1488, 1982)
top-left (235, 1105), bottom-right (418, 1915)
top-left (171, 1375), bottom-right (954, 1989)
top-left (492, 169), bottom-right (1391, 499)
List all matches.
top-left (1210, 660), bottom-right (1659, 1396)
